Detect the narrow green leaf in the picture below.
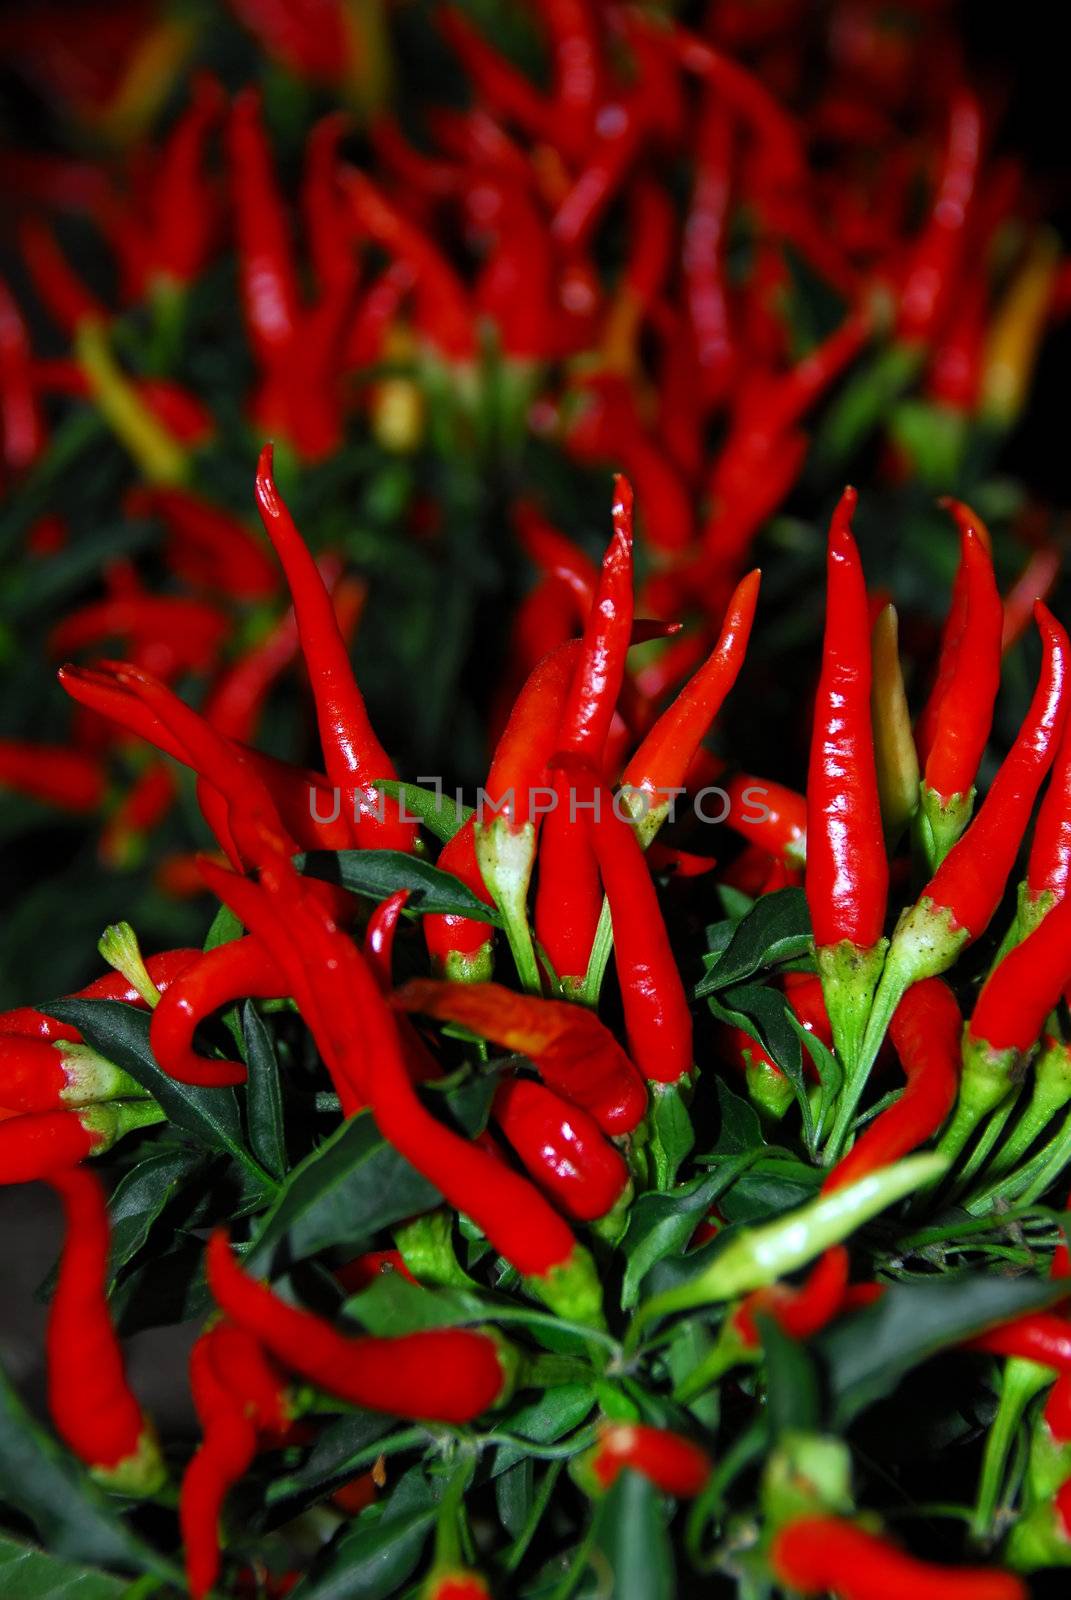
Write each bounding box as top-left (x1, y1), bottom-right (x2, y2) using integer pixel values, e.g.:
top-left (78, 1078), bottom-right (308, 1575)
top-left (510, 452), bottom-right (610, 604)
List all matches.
top-left (241, 1001), bottom-right (287, 1180)
top-left (297, 849), bottom-right (501, 923)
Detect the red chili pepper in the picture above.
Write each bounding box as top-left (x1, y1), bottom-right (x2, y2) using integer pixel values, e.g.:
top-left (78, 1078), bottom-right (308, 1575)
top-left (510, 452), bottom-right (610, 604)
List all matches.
top-left (342, 170), bottom-right (474, 361)
top-left (150, 72), bottom-right (224, 287)
top-left (0, 947), bottom-right (199, 1044)
top-left (969, 892), bottom-right (1071, 1057)
top-left (393, 979), bottom-right (646, 1135)
top-left (897, 90), bottom-right (984, 345)
top-left (968, 1313), bottom-right (1071, 1373)
top-left (228, 89), bottom-right (299, 378)
top-left (469, 177), bottom-right (557, 360)
top-left (514, 501), bottom-right (598, 619)
top-left (127, 487), bottom-right (278, 601)
top-left (722, 772), bottom-right (806, 866)
top-left (914, 502), bottom-right (991, 768)
top-left (685, 90), bottom-right (735, 411)
top-left (207, 1229), bottom-right (511, 1421)
top-left (807, 487), bottom-right (888, 952)
top-left (50, 594), bottom-right (230, 677)
top-left (425, 641), bottom-right (583, 978)
top-left (733, 1245), bottom-right (850, 1345)
top-left (1026, 699), bottom-right (1071, 913)
top-left (334, 1250), bottom-right (416, 1295)
top-left (921, 525), bottom-right (1003, 799)
top-left (149, 937), bottom-right (286, 1087)
top-left (45, 1168), bottom-right (163, 1489)
top-left (364, 889), bottom-right (410, 990)
top-left (228, 0), bottom-right (349, 83)
top-left (823, 980), bottom-right (960, 1193)
top-left (0, 1035), bottom-right (144, 1113)
top-left (588, 1424), bottom-right (711, 1498)
top-left (100, 760), bottom-right (177, 868)
top-left (0, 739), bottom-right (106, 813)
top-left (919, 603), bottom-right (1070, 943)
top-left (1002, 545), bottom-right (1062, 654)
top-left (254, 444), bottom-right (415, 853)
top-left (557, 757), bottom-right (693, 1084)
top-left (672, 27), bottom-right (804, 186)
top-left (491, 1076), bottom-right (629, 1221)
top-left (438, 7), bottom-right (558, 151)
top-left (621, 569), bottom-right (760, 827)
top-left (551, 103), bottom-right (644, 254)
top-left (535, 483), bottom-right (633, 983)
top-left (0, 274), bottom-right (45, 473)
top-left (771, 1514), bottom-right (1025, 1600)
top-left (19, 216), bottom-right (107, 334)
top-left (182, 1320), bottom-right (290, 1600)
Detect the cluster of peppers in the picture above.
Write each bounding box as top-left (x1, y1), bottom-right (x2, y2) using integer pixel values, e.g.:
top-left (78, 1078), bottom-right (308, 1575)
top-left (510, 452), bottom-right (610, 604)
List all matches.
top-left (2, 446), bottom-right (1070, 1594)
top-left (2, 2), bottom-right (1071, 1597)
top-left (3, 0), bottom-right (1067, 880)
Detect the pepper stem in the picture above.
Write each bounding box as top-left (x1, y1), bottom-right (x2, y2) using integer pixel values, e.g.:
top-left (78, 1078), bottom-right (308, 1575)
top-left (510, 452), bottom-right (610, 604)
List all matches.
top-left (972, 1358), bottom-right (1053, 1542)
top-left (986, 1042), bottom-right (1071, 1181)
top-left (474, 818), bottom-right (541, 994)
top-left (823, 897), bottom-right (968, 1164)
top-left (918, 783), bottom-right (974, 871)
top-left (816, 937), bottom-right (887, 1086)
top-left (934, 1039), bottom-right (1023, 1171)
top-left (74, 320), bottom-right (188, 485)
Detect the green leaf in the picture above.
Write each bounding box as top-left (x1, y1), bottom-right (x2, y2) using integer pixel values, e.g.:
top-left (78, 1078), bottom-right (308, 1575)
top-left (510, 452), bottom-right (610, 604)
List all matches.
top-left (0, 1533), bottom-right (131, 1598)
top-left (289, 1467), bottom-right (438, 1599)
top-left (241, 1001), bottom-right (287, 1180)
top-left (107, 1146), bottom-right (204, 1279)
top-left (343, 1273), bottom-right (491, 1335)
top-left (694, 889), bottom-right (811, 996)
top-left (818, 1271), bottom-right (1069, 1425)
top-left (491, 1385), bottom-right (596, 1477)
top-left (246, 1111), bottom-right (440, 1273)
top-left (647, 1084), bottom-right (694, 1190)
top-left (46, 1001), bottom-right (273, 1196)
top-left (757, 1314), bottom-right (822, 1436)
top-left (203, 904), bottom-right (243, 951)
top-left (620, 1162), bottom-right (757, 1310)
top-left (710, 1078), bottom-right (764, 1156)
top-left (591, 1468), bottom-right (674, 1600)
top-left (297, 849), bottom-right (501, 923)
top-left (0, 1364), bottom-right (165, 1576)
top-left (265, 1413), bottom-right (397, 1510)
top-left (375, 780), bottom-right (473, 843)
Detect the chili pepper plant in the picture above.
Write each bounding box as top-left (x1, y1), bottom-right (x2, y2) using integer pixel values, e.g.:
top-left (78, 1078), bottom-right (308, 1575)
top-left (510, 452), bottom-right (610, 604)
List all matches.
top-left (3, 2), bottom-right (1071, 1597)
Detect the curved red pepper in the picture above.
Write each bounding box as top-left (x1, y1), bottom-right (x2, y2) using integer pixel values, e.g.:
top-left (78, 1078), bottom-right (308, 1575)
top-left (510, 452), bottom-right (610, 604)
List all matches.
top-left (968, 893), bottom-right (1071, 1055)
top-left (0, 947), bottom-right (199, 1044)
top-left (207, 1230), bottom-right (509, 1421)
top-left (733, 1245), bottom-right (850, 1345)
top-left (824, 979), bottom-right (960, 1193)
top-left (0, 739), bottom-right (106, 813)
top-left (590, 1424), bottom-right (711, 1498)
top-left (149, 937), bottom-right (287, 1087)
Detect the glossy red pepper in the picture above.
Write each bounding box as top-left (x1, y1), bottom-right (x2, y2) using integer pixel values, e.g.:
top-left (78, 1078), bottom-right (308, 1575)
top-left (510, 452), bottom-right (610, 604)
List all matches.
top-left (557, 757), bottom-right (693, 1084)
top-left (0, 1036), bottom-right (144, 1113)
top-left (588, 1424), bottom-right (711, 1498)
top-left (968, 1313), bottom-right (1071, 1373)
top-left (824, 979), bottom-right (960, 1193)
top-left (207, 1230), bottom-right (510, 1421)
top-left (228, 90), bottom-right (299, 380)
top-left (622, 569), bottom-right (760, 829)
top-left (46, 1168), bottom-right (163, 1490)
top-left (0, 947), bottom-right (199, 1044)
top-left (127, 487), bottom-right (278, 601)
top-left (921, 526), bottom-right (1003, 802)
top-left (806, 487), bottom-right (888, 953)
top-left (1026, 700), bottom-right (1071, 914)
top-left (149, 937), bottom-right (287, 1087)
top-left (254, 444), bottom-right (415, 852)
top-left (392, 979), bottom-right (646, 1135)
top-left (491, 1076), bottom-right (629, 1221)
top-left (968, 893), bottom-right (1071, 1056)
top-left (364, 889), bottom-right (410, 989)
top-left (722, 772), bottom-right (806, 866)
top-left (771, 1514), bottom-right (1025, 1600)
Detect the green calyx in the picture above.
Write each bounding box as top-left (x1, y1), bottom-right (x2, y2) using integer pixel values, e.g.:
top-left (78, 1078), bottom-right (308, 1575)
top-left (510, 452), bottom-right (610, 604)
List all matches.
top-left (98, 921), bottom-right (161, 1009)
top-left (745, 1056), bottom-right (795, 1121)
top-left (760, 1431), bottom-right (854, 1535)
top-left (918, 782), bottom-right (975, 871)
top-left (82, 1098), bottom-right (167, 1156)
top-left (58, 1043), bottom-right (149, 1108)
top-left (936, 1034), bottom-right (1025, 1169)
top-left (1005, 1500), bottom-right (1071, 1571)
top-left (632, 1152), bottom-right (946, 1338)
top-left (441, 942), bottom-right (495, 985)
top-left (816, 937), bottom-right (888, 1083)
top-left (92, 1424), bottom-right (167, 1497)
top-left (395, 1210), bottom-right (474, 1288)
top-left (529, 1245), bottom-right (607, 1331)
top-left (474, 817), bottom-right (540, 993)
